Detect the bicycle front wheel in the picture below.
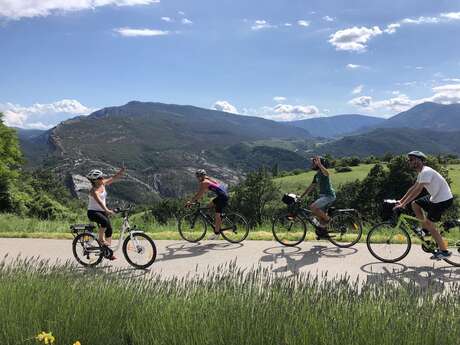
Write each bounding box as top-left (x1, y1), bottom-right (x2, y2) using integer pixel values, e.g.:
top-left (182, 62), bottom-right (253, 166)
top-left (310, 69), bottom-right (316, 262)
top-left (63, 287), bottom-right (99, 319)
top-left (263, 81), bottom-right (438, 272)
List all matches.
top-left (366, 222), bottom-right (411, 263)
top-left (220, 213), bottom-right (249, 243)
top-left (122, 232), bottom-right (157, 269)
top-left (328, 211), bottom-right (362, 248)
top-left (272, 213), bottom-right (307, 247)
top-left (72, 232), bottom-right (103, 267)
top-left (178, 212), bottom-right (207, 242)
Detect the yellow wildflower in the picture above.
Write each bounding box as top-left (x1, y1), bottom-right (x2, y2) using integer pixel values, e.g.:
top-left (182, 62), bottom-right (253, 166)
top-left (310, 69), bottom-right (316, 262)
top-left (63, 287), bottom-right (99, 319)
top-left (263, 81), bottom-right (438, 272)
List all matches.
top-left (35, 331), bottom-right (55, 344)
top-left (73, 341), bottom-right (82, 345)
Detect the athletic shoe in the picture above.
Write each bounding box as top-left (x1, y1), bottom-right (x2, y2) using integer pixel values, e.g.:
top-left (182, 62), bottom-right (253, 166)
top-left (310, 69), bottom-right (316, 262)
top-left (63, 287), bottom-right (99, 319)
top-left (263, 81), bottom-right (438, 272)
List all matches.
top-left (430, 250), bottom-right (452, 260)
top-left (208, 232), bottom-right (220, 240)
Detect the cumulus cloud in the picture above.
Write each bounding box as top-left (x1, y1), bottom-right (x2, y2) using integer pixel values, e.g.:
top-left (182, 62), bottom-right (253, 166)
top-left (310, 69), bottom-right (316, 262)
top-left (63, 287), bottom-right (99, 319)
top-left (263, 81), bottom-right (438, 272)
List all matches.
top-left (441, 12), bottom-right (460, 20)
top-left (284, 23), bottom-right (292, 27)
top-left (213, 100), bottom-right (238, 114)
top-left (384, 23), bottom-right (400, 34)
top-left (273, 96), bottom-right (287, 102)
top-left (0, 0), bottom-right (159, 20)
top-left (181, 18), bottom-right (193, 25)
top-left (114, 27), bottom-right (169, 37)
top-left (268, 104), bottom-right (320, 121)
top-left (348, 83), bottom-right (460, 114)
top-left (297, 20), bottom-right (310, 27)
top-left (323, 16), bottom-right (334, 22)
top-left (161, 16), bottom-right (172, 22)
top-left (251, 20), bottom-right (276, 30)
top-left (352, 85), bottom-right (364, 95)
top-left (346, 63), bottom-right (364, 69)
top-left (0, 99), bottom-right (93, 129)
top-left (329, 26), bottom-right (383, 52)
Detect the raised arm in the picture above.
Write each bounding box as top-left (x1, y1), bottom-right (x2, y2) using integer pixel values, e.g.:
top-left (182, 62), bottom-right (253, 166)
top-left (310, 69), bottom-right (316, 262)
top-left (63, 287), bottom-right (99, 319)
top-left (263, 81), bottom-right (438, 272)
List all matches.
top-left (104, 167), bottom-right (125, 186)
top-left (315, 157), bottom-right (329, 176)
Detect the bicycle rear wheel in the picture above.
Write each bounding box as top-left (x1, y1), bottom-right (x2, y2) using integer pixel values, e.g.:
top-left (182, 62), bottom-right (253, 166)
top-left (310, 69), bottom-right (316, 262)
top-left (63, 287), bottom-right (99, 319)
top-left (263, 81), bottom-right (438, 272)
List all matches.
top-left (123, 232), bottom-right (157, 269)
top-left (220, 213), bottom-right (249, 243)
top-left (72, 232), bottom-right (103, 267)
top-left (328, 211), bottom-right (362, 248)
top-left (272, 213), bottom-right (307, 247)
top-left (178, 212), bottom-right (207, 242)
top-left (366, 222), bottom-right (411, 263)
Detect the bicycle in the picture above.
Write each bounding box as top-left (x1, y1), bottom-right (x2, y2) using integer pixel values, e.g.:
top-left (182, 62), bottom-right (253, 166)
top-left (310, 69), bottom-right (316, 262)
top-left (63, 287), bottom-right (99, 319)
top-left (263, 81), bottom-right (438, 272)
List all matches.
top-left (70, 205), bottom-right (157, 269)
top-left (366, 200), bottom-right (460, 267)
top-left (272, 194), bottom-right (363, 247)
top-left (177, 202), bottom-right (249, 243)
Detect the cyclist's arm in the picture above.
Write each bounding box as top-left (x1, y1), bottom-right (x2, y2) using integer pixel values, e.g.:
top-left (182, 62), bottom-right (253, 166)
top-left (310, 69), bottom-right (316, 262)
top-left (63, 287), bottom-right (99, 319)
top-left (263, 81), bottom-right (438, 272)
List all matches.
top-left (190, 182), bottom-right (208, 203)
top-left (104, 167), bottom-right (125, 186)
top-left (316, 159), bottom-right (329, 176)
top-left (399, 183), bottom-right (425, 207)
top-left (90, 189), bottom-right (112, 213)
top-left (300, 183), bottom-right (316, 199)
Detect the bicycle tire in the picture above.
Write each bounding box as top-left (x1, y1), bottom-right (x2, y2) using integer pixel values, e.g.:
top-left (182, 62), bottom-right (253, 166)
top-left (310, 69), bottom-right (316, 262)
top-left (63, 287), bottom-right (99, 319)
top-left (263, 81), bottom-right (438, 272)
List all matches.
top-left (366, 222), bottom-right (411, 263)
top-left (220, 212), bottom-right (249, 243)
top-left (328, 211), bottom-right (363, 248)
top-left (122, 232), bottom-right (157, 269)
top-left (72, 232), bottom-right (103, 267)
top-left (178, 212), bottom-right (207, 242)
top-left (272, 212), bottom-right (307, 247)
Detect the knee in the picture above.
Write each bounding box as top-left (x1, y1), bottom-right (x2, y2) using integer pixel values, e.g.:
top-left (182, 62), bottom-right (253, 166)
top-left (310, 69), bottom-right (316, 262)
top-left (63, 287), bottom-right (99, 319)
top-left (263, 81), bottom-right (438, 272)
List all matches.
top-left (309, 204), bottom-right (317, 212)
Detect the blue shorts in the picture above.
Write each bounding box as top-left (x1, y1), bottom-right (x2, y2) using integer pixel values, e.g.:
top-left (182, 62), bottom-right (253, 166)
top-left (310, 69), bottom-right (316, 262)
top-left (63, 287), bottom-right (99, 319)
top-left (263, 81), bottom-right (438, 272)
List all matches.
top-left (312, 195), bottom-right (336, 211)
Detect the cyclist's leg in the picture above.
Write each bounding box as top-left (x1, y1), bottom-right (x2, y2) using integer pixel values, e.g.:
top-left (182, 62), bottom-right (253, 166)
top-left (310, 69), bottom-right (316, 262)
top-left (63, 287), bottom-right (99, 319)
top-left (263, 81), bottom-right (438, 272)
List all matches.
top-left (88, 210), bottom-right (111, 245)
top-left (419, 198), bottom-right (453, 251)
top-left (310, 195), bottom-right (335, 226)
top-left (211, 196), bottom-right (227, 234)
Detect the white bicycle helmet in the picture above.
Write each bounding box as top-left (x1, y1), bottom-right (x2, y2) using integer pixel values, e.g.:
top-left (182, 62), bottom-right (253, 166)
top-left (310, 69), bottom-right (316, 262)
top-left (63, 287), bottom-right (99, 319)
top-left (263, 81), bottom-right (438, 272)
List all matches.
top-left (86, 169), bottom-right (104, 180)
top-left (407, 151), bottom-right (427, 161)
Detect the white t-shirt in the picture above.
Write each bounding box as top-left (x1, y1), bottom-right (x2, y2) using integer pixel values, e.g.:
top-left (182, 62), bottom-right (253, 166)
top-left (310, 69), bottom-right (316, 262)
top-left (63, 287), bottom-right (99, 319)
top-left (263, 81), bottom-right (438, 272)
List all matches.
top-left (416, 166), bottom-right (453, 203)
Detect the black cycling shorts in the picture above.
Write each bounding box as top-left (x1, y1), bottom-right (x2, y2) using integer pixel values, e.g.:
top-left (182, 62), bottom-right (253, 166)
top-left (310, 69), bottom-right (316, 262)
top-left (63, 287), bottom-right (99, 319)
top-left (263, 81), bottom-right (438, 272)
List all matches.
top-left (212, 195), bottom-right (228, 214)
top-left (414, 195), bottom-right (453, 222)
top-left (87, 210), bottom-right (113, 238)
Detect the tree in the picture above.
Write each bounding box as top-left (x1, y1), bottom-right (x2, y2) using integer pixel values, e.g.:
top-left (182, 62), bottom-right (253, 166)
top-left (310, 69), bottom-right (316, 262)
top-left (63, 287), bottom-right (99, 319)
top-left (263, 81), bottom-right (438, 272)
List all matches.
top-left (0, 113), bottom-right (23, 211)
top-left (231, 168), bottom-right (280, 227)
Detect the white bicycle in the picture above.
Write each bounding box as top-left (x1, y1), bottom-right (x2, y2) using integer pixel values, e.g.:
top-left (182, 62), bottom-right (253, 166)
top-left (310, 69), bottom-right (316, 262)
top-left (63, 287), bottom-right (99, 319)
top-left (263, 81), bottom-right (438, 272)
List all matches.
top-left (71, 205), bottom-right (157, 269)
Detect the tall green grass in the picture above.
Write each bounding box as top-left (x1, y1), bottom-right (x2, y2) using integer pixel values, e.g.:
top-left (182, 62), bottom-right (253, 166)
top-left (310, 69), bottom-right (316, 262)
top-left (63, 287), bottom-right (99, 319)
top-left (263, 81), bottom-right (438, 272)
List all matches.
top-left (0, 259), bottom-right (459, 345)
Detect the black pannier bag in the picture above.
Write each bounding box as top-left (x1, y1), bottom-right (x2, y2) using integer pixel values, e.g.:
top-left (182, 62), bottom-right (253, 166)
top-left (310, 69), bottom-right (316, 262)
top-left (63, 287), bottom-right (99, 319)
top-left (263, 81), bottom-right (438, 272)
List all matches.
top-left (381, 199), bottom-right (398, 221)
top-left (282, 193), bottom-right (298, 206)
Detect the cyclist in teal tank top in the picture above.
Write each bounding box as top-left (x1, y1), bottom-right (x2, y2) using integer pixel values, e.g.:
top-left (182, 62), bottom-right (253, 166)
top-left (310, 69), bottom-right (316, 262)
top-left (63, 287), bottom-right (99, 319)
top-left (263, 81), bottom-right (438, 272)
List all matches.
top-left (300, 156), bottom-right (336, 238)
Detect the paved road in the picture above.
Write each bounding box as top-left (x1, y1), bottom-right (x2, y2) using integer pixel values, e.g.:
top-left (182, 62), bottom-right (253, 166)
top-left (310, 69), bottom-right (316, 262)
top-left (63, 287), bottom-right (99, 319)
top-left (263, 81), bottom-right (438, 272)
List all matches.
top-left (1, 238), bottom-right (459, 289)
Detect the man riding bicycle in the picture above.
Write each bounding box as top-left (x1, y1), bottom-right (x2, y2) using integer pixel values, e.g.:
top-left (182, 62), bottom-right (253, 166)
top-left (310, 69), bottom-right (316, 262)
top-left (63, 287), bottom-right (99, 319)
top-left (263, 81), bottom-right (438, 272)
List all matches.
top-left (186, 169), bottom-right (229, 240)
top-left (300, 156), bottom-right (336, 238)
top-left (394, 151), bottom-right (453, 260)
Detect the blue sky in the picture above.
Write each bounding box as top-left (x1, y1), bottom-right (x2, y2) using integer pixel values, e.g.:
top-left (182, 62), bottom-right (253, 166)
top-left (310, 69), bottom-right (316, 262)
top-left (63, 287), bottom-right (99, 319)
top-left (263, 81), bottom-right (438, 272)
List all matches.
top-left (1, 0), bottom-right (460, 128)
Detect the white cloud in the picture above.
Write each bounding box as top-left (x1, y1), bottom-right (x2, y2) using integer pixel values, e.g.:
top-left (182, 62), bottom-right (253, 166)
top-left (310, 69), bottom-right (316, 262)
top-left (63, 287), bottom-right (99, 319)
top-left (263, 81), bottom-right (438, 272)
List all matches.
top-left (352, 85), bottom-right (364, 95)
top-left (114, 27), bottom-right (169, 37)
top-left (213, 100), bottom-right (238, 114)
top-left (251, 20), bottom-right (276, 31)
top-left (161, 16), bottom-right (172, 22)
top-left (401, 16), bottom-right (440, 25)
top-left (284, 23), bottom-right (292, 27)
top-left (440, 12), bottom-right (460, 20)
top-left (443, 78), bottom-right (460, 83)
top-left (384, 23), bottom-right (400, 34)
top-left (346, 63), bottom-right (364, 69)
top-left (178, 11), bottom-right (185, 16)
top-left (297, 20), bottom-right (310, 27)
top-left (348, 83), bottom-right (460, 114)
top-left (323, 16), bottom-right (334, 22)
top-left (0, 0), bottom-right (159, 20)
top-left (181, 18), bottom-right (193, 25)
top-left (273, 96), bottom-right (287, 102)
top-left (329, 26), bottom-right (383, 52)
top-left (0, 99), bottom-right (93, 129)
top-left (270, 103), bottom-right (320, 121)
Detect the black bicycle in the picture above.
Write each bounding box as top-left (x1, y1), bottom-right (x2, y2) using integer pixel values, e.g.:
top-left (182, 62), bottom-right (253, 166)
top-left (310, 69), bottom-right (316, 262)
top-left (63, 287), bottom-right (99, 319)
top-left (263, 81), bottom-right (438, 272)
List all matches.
top-left (177, 203), bottom-right (249, 243)
top-left (70, 206), bottom-right (157, 269)
top-left (272, 194), bottom-right (362, 247)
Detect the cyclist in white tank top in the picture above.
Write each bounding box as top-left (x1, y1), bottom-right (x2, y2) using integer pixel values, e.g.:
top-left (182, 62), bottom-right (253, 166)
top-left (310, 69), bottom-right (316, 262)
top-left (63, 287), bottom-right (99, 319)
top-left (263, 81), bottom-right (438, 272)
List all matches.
top-left (86, 167), bottom-right (125, 249)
